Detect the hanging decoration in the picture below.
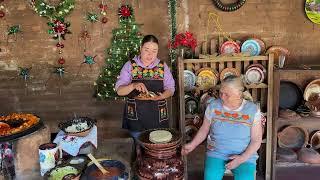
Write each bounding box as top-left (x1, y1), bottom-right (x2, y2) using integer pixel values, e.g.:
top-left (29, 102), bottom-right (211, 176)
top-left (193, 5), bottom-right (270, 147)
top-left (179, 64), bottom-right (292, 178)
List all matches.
top-left (7, 25), bottom-right (22, 43)
top-left (168, 0), bottom-right (177, 64)
top-left (205, 12), bottom-right (232, 44)
top-left (83, 54), bottom-right (97, 65)
top-left (18, 67), bottom-right (32, 95)
top-left (94, 3), bottom-right (143, 99)
top-left (169, 31), bottom-right (197, 59)
top-left (29, 1), bottom-right (75, 48)
top-left (99, 0), bottom-right (109, 36)
top-left (47, 19), bottom-right (71, 40)
top-left (0, 4), bottom-right (6, 19)
top-left (78, 25), bottom-right (91, 52)
top-left (86, 12), bottom-right (99, 23)
top-left (54, 66), bottom-right (65, 77)
top-left (19, 67), bottom-right (31, 80)
top-left (212, 0), bottom-right (246, 12)
top-left (118, 4), bottom-right (132, 19)
top-left (99, 1), bottom-right (108, 24)
top-left (30, 0), bottom-right (75, 93)
top-left (76, 54), bottom-right (98, 77)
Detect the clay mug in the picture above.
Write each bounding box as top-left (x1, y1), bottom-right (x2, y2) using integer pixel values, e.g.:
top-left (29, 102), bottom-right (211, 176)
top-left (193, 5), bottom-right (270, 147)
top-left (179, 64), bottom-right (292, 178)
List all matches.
top-left (38, 143), bottom-right (60, 176)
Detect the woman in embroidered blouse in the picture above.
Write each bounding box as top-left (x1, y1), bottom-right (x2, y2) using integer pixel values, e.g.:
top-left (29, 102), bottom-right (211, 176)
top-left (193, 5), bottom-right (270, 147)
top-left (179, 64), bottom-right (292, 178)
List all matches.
top-left (115, 35), bottom-right (175, 139)
top-left (182, 75), bottom-right (263, 180)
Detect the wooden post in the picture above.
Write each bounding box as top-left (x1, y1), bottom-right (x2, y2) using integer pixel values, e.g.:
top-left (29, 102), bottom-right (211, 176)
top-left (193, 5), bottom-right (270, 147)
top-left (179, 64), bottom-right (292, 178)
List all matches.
top-left (266, 54), bottom-right (274, 180)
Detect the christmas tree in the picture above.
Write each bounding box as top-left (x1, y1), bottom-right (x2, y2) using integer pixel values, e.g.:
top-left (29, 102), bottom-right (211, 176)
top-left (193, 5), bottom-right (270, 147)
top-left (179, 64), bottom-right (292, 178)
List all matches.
top-left (95, 4), bottom-right (143, 100)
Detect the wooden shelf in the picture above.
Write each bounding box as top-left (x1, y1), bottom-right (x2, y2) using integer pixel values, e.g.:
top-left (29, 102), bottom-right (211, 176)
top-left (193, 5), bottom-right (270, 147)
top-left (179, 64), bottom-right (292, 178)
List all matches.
top-left (245, 83), bottom-right (268, 89)
top-left (276, 117), bottom-right (320, 131)
top-left (272, 69), bottom-right (320, 180)
top-left (183, 55), bottom-right (269, 63)
top-left (275, 161), bottom-right (320, 168)
top-left (178, 53), bottom-right (274, 180)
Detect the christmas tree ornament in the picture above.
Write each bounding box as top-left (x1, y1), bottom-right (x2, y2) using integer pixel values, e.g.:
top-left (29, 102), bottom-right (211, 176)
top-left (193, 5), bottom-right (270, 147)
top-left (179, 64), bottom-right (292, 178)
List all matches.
top-left (54, 66), bottom-right (65, 77)
top-left (75, 53), bottom-right (99, 77)
top-left (7, 25), bottom-right (22, 43)
top-left (98, 0), bottom-right (110, 36)
top-left (78, 25), bottom-right (91, 52)
top-left (19, 67), bottom-right (31, 80)
top-left (0, 4), bottom-right (5, 19)
top-left (95, 3), bottom-right (143, 99)
top-left (101, 17), bottom-right (108, 24)
top-left (83, 55), bottom-right (97, 65)
top-left (0, 10), bottom-right (4, 18)
top-left (18, 67), bottom-right (32, 95)
top-left (58, 57), bottom-right (65, 65)
top-left (86, 12), bottom-right (99, 23)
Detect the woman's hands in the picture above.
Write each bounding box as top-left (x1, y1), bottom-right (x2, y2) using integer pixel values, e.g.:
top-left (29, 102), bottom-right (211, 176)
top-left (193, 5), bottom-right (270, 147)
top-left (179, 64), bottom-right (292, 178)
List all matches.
top-left (181, 143), bottom-right (196, 156)
top-left (132, 82), bottom-right (148, 93)
top-left (225, 155), bottom-right (246, 170)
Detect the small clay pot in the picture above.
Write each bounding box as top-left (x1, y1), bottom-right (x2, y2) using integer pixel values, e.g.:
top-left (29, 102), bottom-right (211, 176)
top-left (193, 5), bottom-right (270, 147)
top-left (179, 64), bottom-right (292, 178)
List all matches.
top-left (297, 145), bottom-right (320, 164)
top-left (276, 147), bottom-right (297, 162)
top-left (278, 125), bottom-right (308, 149)
top-left (310, 130), bottom-right (320, 150)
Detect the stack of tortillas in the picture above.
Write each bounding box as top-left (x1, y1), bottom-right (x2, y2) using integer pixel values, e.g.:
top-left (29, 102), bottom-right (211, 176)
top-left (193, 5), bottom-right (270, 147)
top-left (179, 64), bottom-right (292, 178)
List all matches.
top-left (149, 130), bottom-right (173, 144)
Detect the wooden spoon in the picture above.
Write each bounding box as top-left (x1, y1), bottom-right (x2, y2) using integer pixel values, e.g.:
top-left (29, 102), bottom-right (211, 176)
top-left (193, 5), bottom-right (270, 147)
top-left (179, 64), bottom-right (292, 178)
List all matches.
top-left (87, 153), bottom-right (109, 174)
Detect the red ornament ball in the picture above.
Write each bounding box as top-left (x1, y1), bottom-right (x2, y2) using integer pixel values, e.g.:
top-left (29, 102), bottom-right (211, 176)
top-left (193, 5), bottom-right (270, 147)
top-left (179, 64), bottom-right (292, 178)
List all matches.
top-left (101, 17), bottom-right (108, 24)
top-left (56, 43), bottom-right (61, 47)
top-left (0, 11), bottom-right (5, 18)
top-left (60, 44), bottom-right (64, 48)
top-left (99, 3), bottom-right (104, 9)
top-left (58, 57), bottom-right (65, 65)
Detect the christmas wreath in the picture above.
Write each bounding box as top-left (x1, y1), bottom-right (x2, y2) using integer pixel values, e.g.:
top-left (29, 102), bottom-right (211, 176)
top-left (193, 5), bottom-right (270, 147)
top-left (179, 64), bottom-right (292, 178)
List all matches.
top-left (31, 0), bottom-right (75, 19)
top-left (212, 0), bottom-right (246, 12)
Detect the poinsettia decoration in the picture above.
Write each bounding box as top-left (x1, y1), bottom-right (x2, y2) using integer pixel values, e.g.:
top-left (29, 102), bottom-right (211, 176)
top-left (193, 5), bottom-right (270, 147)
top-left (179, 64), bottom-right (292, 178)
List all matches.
top-left (118, 5), bottom-right (132, 19)
top-left (47, 18), bottom-right (71, 40)
top-left (169, 31), bottom-right (197, 51)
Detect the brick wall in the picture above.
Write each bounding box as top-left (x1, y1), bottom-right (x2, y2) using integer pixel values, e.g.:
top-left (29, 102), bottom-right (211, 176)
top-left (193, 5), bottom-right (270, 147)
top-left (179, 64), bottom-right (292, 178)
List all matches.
top-left (0, 0), bottom-right (170, 136)
top-left (0, 0), bottom-right (319, 137)
top-left (177, 0), bottom-right (320, 65)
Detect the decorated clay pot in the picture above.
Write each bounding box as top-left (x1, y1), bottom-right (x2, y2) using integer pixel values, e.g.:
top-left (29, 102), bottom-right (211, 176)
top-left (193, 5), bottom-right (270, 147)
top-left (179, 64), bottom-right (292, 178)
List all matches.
top-left (137, 128), bottom-right (185, 179)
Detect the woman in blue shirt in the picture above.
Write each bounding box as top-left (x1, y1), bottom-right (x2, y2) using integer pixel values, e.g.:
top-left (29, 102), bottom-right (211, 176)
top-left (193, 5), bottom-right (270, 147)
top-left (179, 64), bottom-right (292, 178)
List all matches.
top-left (182, 75), bottom-right (263, 180)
